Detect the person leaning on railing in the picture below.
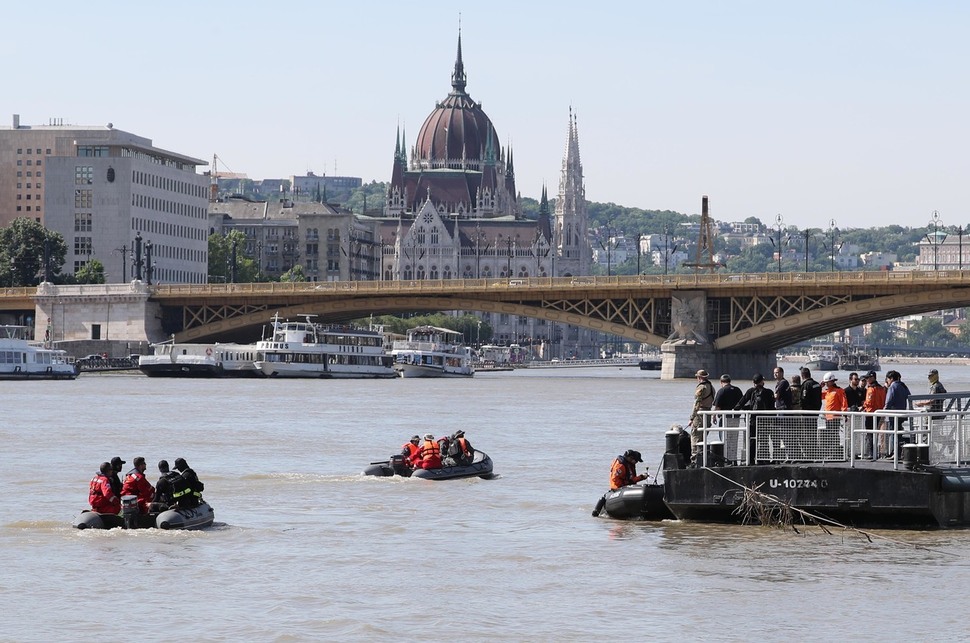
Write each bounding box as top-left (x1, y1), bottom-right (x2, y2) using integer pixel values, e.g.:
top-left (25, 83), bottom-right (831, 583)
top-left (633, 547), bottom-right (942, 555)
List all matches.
top-left (882, 370), bottom-right (911, 458)
top-left (862, 371), bottom-right (886, 459)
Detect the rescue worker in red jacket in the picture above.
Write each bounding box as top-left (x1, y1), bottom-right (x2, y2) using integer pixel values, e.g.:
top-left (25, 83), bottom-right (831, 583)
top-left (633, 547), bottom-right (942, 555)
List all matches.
top-left (120, 456), bottom-right (155, 514)
top-left (400, 435), bottom-right (421, 467)
top-left (416, 433), bottom-right (442, 469)
top-left (609, 450), bottom-right (648, 490)
top-left (89, 462), bottom-right (121, 514)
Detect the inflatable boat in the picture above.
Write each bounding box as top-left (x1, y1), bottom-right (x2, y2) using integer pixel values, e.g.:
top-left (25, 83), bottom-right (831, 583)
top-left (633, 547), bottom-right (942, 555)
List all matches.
top-left (74, 497), bottom-right (215, 530)
top-left (592, 483), bottom-right (674, 521)
top-left (363, 450), bottom-right (495, 480)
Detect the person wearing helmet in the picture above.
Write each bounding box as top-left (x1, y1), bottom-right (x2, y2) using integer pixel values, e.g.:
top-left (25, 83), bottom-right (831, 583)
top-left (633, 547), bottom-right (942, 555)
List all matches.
top-left (400, 435), bottom-right (421, 467)
top-left (415, 433), bottom-right (442, 470)
top-left (821, 372), bottom-right (848, 458)
top-left (88, 462), bottom-right (120, 515)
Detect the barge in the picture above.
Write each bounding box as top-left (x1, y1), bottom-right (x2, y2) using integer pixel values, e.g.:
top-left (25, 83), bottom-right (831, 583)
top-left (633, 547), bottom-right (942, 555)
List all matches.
top-left (604, 393), bottom-right (970, 529)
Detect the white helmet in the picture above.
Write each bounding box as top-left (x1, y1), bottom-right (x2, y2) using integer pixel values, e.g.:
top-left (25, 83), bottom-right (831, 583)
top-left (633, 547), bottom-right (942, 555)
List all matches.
top-left (822, 372), bottom-right (838, 383)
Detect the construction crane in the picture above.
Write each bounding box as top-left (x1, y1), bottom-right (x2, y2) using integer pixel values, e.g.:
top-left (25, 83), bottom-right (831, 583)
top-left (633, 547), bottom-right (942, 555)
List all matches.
top-left (207, 154), bottom-right (247, 202)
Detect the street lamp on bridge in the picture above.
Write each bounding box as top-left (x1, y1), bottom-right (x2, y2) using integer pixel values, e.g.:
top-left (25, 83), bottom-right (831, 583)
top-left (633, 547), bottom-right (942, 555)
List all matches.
top-left (770, 214), bottom-right (787, 273)
top-left (925, 210), bottom-right (946, 271)
top-left (827, 219), bottom-right (842, 272)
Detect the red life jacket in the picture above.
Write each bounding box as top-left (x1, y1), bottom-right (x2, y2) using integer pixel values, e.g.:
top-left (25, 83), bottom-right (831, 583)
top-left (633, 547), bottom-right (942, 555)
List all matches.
top-left (89, 473), bottom-right (120, 514)
top-left (121, 469), bottom-right (155, 513)
top-left (401, 442), bottom-right (421, 464)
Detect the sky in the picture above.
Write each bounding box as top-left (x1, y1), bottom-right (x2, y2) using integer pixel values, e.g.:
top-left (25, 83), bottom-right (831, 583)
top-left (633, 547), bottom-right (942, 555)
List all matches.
top-left (4, 1), bottom-right (967, 230)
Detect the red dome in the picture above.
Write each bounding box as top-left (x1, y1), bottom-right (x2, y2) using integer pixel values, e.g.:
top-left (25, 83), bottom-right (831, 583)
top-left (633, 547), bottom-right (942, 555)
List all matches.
top-left (413, 35), bottom-right (499, 171)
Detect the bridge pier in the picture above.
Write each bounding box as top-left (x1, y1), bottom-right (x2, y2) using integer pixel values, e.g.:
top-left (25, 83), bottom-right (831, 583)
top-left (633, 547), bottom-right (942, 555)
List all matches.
top-left (661, 341), bottom-right (776, 381)
top-left (34, 282), bottom-right (164, 349)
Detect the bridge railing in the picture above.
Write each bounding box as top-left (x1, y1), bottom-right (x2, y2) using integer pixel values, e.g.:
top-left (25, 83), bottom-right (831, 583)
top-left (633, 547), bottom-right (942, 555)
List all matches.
top-left (145, 269), bottom-right (970, 297)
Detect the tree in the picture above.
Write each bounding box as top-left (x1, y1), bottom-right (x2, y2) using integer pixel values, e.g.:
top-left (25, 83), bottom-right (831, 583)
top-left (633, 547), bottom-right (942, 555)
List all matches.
top-left (208, 230), bottom-right (258, 283)
top-left (0, 218), bottom-right (67, 286)
top-left (74, 259), bottom-right (106, 284)
top-left (280, 264), bottom-right (307, 282)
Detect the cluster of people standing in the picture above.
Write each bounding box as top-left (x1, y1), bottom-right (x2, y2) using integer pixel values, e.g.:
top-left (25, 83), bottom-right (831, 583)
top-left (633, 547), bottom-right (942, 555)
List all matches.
top-left (88, 456), bottom-right (205, 516)
top-left (400, 431), bottom-right (474, 470)
top-left (689, 366), bottom-right (941, 461)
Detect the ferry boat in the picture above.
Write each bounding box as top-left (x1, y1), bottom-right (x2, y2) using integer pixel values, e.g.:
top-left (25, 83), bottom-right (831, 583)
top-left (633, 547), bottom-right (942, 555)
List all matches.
top-left (391, 325), bottom-right (474, 378)
top-left (0, 325), bottom-right (78, 380)
top-left (804, 343), bottom-right (840, 372)
top-left (254, 315), bottom-right (396, 379)
top-left (603, 396), bottom-right (970, 529)
top-left (138, 341), bottom-right (261, 377)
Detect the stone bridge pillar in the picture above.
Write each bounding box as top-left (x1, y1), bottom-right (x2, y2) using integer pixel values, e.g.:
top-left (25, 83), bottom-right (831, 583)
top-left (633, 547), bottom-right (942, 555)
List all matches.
top-left (34, 282), bottom-right (164, 345)
top-left (660, 290), bottom-right (775, 380)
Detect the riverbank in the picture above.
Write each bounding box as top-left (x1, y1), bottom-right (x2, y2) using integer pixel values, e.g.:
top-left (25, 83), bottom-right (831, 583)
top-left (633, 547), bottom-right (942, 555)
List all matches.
top-left (783, 354), bottom-right (970, 366)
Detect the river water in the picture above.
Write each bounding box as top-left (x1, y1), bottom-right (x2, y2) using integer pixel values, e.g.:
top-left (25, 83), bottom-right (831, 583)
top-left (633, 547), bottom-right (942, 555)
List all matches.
top-left (3, 362), bottom-right (970, 641)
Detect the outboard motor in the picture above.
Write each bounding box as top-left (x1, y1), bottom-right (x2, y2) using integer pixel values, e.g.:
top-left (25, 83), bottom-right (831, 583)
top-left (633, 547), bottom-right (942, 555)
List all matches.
top-left (121, 495), bottom-right (139, 529)
top-left (389, 454), bottom-right (409, 476)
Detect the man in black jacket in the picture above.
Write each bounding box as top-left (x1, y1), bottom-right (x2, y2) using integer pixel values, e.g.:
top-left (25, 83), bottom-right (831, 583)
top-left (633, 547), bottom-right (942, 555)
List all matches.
top-left (799, 367), bottom-right (823, 411)
top-left (150, 459), bottom-right (180, 512)
top-left (734, 374), bottom-right (774, 464)
top-left (172, 457), bottom-right (205, 509)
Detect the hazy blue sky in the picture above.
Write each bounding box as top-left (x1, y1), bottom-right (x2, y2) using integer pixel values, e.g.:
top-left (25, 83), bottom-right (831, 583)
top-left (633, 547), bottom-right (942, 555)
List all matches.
top-left (5, 1), bottom-right (966, 230)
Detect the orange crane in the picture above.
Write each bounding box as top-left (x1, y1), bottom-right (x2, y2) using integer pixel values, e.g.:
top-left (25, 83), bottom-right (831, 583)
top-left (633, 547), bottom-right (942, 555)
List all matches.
top-left (207, 154), bottom-right (247, 201)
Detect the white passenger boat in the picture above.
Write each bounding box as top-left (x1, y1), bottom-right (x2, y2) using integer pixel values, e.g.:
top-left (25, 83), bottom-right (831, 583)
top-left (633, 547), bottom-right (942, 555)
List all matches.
top-left (254, 315), bottom-right (396, 379)
top-left (391, 325), bottom-right (475, 378)
top-left (0, 325), bottom-right (78, 380)
top-left (138, 341), bottom-right (261, 377)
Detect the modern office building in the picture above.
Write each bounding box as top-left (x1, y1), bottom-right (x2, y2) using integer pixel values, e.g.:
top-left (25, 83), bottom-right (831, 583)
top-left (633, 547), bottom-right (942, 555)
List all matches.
top-left (0, 114), bottom-right (209, 283)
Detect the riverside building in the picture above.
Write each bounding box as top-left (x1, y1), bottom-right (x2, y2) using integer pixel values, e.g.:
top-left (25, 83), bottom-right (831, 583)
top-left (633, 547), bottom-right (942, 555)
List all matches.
top-left (0, 114), bottom-right (209, 283)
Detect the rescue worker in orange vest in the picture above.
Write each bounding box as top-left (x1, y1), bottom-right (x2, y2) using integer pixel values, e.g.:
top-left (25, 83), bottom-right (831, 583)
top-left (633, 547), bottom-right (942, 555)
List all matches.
top-left (451, 430), bottom-right (474, 465)
top-left (89, 462), bottom-right (121, 514)
top-left (400, 435), bottom-right (421, 467)
top-left (416, 433), bottom-right (442, 469)
top-left (610, 450), bottom-right (649, 490)
top-left (120, 456), bottom-right (155, 514)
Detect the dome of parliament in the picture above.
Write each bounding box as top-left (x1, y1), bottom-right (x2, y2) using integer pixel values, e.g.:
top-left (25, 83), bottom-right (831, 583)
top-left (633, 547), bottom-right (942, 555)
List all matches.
top-left (413, 35), bottom-right (499, 172)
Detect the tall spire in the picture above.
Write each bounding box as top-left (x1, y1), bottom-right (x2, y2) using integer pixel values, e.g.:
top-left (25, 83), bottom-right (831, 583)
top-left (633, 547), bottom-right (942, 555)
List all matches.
top-left (451, 26), bottom-right (467, 93)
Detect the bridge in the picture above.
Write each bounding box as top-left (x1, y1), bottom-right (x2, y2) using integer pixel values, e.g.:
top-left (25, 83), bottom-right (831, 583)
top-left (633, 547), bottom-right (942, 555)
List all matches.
top-left (6, 270), bottom-right (970, 378)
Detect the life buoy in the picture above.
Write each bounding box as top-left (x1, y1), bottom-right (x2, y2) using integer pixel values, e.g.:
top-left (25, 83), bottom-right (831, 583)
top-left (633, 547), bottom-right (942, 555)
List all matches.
top-left (205, 347), bottom-right (213, 356)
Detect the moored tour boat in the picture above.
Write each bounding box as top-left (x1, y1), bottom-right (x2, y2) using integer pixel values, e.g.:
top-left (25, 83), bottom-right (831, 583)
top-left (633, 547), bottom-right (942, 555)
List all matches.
top-left (137, 341), bottom-right (261, 377)
top-left (362, 450), bottom-right (494, 480)
top-left (391, 325), bottom-right (475, 378)
top-left (255, 314), bottom-right (395, 379)
top-left (0, 325), bottom-right (78, 380)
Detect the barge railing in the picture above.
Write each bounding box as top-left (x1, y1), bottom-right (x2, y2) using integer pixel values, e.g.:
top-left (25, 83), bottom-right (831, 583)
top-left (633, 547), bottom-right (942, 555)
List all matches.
top-left (696, 405), bottom-right (969, 470)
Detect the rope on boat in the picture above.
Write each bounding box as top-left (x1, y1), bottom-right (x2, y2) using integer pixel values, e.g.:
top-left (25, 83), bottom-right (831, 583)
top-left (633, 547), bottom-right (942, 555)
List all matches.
top-left (702, 467), bottom-right (959, 557)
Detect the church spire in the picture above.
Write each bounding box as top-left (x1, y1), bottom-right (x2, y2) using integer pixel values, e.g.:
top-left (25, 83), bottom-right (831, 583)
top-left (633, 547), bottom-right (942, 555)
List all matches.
top-left (451, 27), bottom-right (467, 93)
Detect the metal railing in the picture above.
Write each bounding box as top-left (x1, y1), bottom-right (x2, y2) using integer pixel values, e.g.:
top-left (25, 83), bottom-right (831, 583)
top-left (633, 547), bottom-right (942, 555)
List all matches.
top-left (4, 270), bottom-right (970, 300)
top-left (695, 406), bottom-right (969, 469)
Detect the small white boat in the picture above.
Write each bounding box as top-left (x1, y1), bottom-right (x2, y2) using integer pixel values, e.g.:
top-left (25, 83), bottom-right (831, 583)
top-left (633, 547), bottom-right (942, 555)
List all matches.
top-left (255, 314), bottom-right (396, 379)
top-left (391, 325), bottom-right (475, 378)
top-left (0, 325), bottom-right (78, 380)
top-left (138, 341), bottom-right (261, 377)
